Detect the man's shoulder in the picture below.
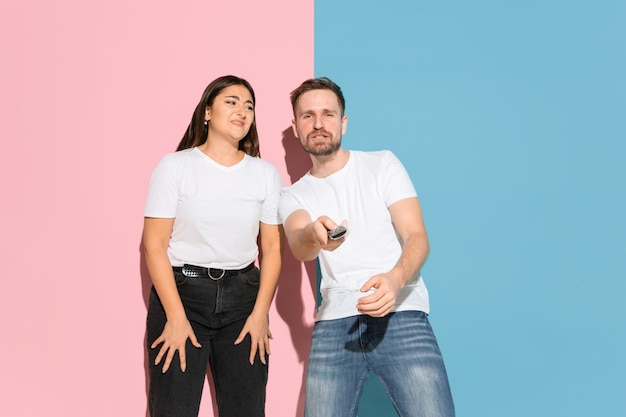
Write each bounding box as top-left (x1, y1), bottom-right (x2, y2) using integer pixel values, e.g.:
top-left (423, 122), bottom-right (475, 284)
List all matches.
top-left (282, 173), bottom-right (311, 192)
top-left (350, 149), bottom-right (399, 169)
top-left (351, 149), bottom-right (396, 160)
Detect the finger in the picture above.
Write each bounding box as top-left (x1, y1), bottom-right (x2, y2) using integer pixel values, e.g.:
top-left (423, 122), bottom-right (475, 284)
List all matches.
top-left (357, 302), bottom-right (378, 314)
top-left (357, 289), bottom-right (385, 305)
top-left (357, 292), bottom-right (378, 304)
top-left (317, 220), bottom-right (339, 245)
top-left (151, 336), bottom-right (163, 350)
top-left (234, 328), bottom-right (248, 345)
top-left (357, 296), bottom-right (386, 313)
top-left (360, 278), bottom-right (378, 293)
top-left (316, 227), bottom-right (330, 245)
top-left (154, 344), bottom-right (168, 365)
top-left (258, 336), bottom-right (269, 364)
top-left (368, 299), bottom-right (395, 317)
top-left (179, 346), bottom-right (187, 373)
top-left (162, 349), bottom-right (175, 373)
top-left (189, 331), bottom-right (202, 349)
top-left (319, 217), bottom-right (337, 231)
top-left (257, 345), bottom-right (266, 365)
top-left (249, 341), bottom-right (259, 365)
top-left (368, 289), bottom-right (392, 305)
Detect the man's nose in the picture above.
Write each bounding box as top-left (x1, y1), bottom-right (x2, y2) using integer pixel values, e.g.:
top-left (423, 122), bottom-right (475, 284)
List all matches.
top-left (313, 116), bottom-right (323, 129)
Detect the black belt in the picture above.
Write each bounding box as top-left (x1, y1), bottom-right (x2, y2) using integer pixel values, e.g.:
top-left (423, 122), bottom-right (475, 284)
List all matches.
top-left (173, 263), bottom-right (255, 280)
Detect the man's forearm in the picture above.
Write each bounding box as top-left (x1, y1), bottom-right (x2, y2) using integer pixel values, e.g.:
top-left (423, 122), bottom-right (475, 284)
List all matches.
top-left (389, 231), bottom-right (430, 286)
top-left (287, 224), bottom-right (322, 261)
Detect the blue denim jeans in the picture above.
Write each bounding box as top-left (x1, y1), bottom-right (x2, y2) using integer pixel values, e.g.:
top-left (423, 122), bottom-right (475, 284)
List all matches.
top-left (305, 311), bottom-right (455, 417)
top-left (147, 266), bottom-right (267, 417)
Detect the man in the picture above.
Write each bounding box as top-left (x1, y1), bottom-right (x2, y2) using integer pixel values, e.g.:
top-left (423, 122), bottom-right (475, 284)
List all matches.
top-left (279, 77), bottom-right (455, 417)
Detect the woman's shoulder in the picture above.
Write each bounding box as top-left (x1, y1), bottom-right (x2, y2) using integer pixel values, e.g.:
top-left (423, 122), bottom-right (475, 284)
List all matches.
top-left (244, 155), bottom-right (280, 173)
top-left (166, 147), bottom-right (197, 159)
top-left (157, 147), bottom-right (199, 165)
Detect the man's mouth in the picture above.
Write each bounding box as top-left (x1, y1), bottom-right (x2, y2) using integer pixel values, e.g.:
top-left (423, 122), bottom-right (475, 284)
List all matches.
top-left (309, 131), bottom-right (330, 140)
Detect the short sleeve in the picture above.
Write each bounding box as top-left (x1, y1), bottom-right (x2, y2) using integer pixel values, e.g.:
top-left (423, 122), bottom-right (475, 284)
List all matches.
top-left (379, 151), bottom-right (417, 207)
top-left (144, 154), bottom-right (179, 218)
top-left (278, 187), bottom-right (305, 224)
top-left (260, 166), bottom-right (284, 225)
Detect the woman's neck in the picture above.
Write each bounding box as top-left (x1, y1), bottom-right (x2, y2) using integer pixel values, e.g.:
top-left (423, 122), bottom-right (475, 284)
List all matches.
top-left (197, 141), bottom-right (245, 167)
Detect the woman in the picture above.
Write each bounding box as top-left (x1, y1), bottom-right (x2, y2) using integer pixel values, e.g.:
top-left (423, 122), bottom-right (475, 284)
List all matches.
top-left (143, 75), bottom-right (282, 417)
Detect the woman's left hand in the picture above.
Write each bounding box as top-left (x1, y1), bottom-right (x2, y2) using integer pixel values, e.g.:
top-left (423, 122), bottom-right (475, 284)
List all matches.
top-left (234, 310), bottom-right (272, 365)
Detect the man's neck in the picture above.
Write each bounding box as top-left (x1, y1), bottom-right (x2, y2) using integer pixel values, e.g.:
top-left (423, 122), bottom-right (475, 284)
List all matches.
top-left (309, 149), bottom-right (350, 178)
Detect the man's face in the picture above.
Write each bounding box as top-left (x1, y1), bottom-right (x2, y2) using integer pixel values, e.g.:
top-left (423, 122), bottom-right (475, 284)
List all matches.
top-left (292, 89), bottom-right (348, 157)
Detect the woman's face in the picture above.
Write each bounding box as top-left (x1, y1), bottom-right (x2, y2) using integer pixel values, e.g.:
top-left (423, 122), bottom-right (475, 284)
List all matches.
top-left (205, 84), bottom-right (255, 142)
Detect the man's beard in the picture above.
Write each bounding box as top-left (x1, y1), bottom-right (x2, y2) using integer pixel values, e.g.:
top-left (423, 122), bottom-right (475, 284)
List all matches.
top-left (302, 132), bottom-right (341, 157)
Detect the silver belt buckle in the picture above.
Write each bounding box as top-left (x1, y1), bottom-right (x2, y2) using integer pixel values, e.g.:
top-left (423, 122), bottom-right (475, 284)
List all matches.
top-left (208, 268), bottom-right (226, 280)
top-left (181, 265), bottom-right (201, 278)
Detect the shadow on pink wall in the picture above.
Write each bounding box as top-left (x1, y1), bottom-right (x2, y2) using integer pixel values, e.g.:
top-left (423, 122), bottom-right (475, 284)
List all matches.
top-left (139, 243), bottom-right (151, 417)
top-left (273, 126), bottom-right (318, 415)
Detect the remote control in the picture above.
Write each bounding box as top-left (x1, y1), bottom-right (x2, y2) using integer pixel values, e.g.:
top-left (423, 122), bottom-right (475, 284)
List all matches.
top-left (327, 225), bottom-right (348, 240)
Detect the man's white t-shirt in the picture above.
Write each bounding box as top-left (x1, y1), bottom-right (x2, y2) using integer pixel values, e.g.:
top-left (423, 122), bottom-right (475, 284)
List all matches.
top-left (279, 150), bottom-right (430, 321)
top-left (145, 147), bottom-right (283, 270)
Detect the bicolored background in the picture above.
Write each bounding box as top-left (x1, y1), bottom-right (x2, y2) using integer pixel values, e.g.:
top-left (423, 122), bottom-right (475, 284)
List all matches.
top-left (1, 1), bottom-right (624, 416)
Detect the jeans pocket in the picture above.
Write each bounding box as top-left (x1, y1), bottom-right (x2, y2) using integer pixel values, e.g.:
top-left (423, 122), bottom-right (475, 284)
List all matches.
top-left (225, 268), bottom-right (260, 311)
top-left (243, 267), bottom-right (261, 286)
top-left (173, 271), bottom-right (189, 286)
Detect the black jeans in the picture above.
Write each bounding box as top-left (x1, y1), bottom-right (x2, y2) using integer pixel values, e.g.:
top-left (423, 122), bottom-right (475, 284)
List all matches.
top-left (147, 266), bottom-right (267, 417)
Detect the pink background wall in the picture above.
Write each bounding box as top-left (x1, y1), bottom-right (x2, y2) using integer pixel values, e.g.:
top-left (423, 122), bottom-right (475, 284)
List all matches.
top-left (0, 1), bottom-right (315, 415)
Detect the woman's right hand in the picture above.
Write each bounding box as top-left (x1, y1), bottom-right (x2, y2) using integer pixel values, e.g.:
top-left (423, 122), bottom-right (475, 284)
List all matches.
top-left (151, 317), bottom-right (202, 373)
top-left (144, 217), bottom-right (202, 373)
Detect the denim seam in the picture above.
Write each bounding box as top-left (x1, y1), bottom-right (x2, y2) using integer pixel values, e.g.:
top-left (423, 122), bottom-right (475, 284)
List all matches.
top-left (350, 369), bottom-right (370, 417)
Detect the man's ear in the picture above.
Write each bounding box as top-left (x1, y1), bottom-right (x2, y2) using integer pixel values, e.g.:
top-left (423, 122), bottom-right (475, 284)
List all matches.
top-left (291, 119), bottom-right (299, 138)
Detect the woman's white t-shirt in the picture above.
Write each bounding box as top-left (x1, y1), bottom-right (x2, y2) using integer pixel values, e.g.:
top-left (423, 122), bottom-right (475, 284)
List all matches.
top-left (145, 147), bottom-right (283, 270)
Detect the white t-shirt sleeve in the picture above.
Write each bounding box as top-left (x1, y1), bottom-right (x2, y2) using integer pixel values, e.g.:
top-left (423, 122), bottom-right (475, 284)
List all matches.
top-left (260, 166), bottom-right (284, 225)
top-left (144, 154), bottom-right (179, 218)
top-left (278, 187), bottom-right (304, 224)
top-left (379, 151), bottom-right (417, 207)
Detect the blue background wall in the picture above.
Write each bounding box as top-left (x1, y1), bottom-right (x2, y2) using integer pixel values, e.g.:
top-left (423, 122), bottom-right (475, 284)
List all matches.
top-left (315, 1), bottom-right (626, 416)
